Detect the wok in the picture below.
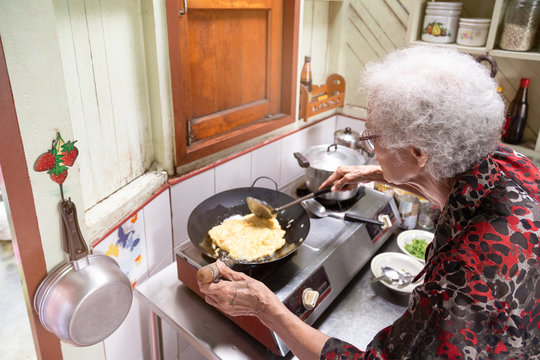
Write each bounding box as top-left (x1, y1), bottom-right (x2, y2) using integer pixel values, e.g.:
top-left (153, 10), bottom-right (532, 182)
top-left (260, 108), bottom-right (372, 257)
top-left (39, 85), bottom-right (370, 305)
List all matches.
top-left (188, 184), bottom-right (310, 277)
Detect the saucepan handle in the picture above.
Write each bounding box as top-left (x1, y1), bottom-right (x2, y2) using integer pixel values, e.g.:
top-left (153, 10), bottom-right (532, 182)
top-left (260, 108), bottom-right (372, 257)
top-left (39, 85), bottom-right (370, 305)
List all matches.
top-left (60, 199), bottom-right (89, 261)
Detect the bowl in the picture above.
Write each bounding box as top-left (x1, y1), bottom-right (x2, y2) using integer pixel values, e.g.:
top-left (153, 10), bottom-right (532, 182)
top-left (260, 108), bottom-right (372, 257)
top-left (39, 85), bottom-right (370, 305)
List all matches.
top-left (370, 252), bottom-right (424, 294)
top-left (397, 230), bottom-right (434, 263)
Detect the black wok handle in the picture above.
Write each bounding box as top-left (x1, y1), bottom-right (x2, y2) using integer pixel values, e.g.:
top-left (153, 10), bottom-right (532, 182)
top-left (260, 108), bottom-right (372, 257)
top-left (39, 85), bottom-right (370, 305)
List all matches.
top-left (294, 152), bottom-right (310, 168)
top-left (60, 199), bottom-right (89, 261)
top-left (343, 212), bottom-right (384, 226)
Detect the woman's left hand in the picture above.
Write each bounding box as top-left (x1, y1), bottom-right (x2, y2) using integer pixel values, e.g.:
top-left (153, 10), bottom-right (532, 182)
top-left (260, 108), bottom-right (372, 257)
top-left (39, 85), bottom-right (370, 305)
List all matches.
top-left (198, 260), bottom-right (279, 318)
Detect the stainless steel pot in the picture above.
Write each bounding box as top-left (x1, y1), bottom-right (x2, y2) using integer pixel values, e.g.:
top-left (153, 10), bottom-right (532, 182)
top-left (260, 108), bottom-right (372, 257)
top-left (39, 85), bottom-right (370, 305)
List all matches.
top-left (334, 127), bottom-right (359, 149)
top-left (294, 144), bottom-right (366, 201)
top-left (334, 127), bottom-right (375, 158)
top-left (34, 199), bottom-right (132, 346)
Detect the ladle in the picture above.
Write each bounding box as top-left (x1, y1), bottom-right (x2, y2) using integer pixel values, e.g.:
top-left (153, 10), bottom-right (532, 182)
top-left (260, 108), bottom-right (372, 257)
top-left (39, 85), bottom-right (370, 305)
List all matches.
top-left (247, 187), bottom-right (332, 219)
top-left (302, 198), bottom-right (384, 226)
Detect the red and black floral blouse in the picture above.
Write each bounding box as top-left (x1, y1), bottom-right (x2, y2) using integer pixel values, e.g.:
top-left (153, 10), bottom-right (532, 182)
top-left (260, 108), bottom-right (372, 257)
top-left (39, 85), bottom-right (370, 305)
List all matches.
top-left (321, 145), bottom-right (540, 359)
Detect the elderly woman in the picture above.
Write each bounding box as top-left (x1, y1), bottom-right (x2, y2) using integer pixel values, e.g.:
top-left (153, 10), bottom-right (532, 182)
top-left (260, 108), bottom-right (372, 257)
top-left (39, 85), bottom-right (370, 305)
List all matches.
top-left (199, 46), bottom-right (540, 359)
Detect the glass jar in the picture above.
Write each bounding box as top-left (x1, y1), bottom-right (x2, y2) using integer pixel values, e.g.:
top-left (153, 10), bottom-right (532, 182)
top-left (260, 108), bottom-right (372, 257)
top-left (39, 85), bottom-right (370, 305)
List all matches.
top-left (499, 0), bottom-right (540, 51)
top-left (417, 199), bottom-right (435, 231)
top-left (397, 193), bottom-right (419, 230)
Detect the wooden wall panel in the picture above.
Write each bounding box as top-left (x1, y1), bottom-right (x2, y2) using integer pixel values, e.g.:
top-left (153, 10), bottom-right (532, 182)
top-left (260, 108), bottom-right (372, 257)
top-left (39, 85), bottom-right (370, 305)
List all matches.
top-left (54, 0), bottom-right (153, 211)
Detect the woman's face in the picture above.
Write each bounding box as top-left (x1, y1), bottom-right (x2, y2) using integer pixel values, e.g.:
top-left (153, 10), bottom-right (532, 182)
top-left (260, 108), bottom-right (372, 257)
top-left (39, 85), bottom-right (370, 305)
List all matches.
top-left (368, 122), bottom-right (423, 186)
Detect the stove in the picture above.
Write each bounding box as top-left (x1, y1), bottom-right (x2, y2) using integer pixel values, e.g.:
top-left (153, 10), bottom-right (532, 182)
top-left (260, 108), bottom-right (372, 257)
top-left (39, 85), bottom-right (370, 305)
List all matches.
top-left (175, 180), bottom-right (401, 356)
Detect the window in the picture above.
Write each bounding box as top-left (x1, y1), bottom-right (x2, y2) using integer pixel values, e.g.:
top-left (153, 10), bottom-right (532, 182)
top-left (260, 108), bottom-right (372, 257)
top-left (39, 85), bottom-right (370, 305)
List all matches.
top-left (166, 0), bottom-right (300, 165)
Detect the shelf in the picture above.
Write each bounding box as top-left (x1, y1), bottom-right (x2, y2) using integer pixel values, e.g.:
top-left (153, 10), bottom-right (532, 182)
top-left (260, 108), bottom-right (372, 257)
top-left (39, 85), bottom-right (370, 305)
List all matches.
top-left (489, 49), bottom-right (540, 61)
top-left (410, 40), bottom-right (540, 60)
top-left (299, 74), bottom-right (345, 121)
top-left (410, 40), bottom-right (488, 55)
top-left (407, 0), bottom-right (540, 62)
top-left (408, 0), bottom-right (540, 160)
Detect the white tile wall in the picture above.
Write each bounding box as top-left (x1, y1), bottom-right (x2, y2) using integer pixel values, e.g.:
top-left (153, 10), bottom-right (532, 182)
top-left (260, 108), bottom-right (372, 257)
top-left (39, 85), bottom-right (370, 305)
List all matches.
top-left (215, 152), bottom-right (252, 192)
top-left (335, 115), bottom-right (366, 134)
top-left (143, 189), bottom-right (173, 274)
top-left (304, 117), bottom-right (336, 146)
top-left (251, 140), bottom-right (282, 188)
top-left (170, 170), bottom-right (215, 247)
top-left (280, 130), bottom-right (309, 186)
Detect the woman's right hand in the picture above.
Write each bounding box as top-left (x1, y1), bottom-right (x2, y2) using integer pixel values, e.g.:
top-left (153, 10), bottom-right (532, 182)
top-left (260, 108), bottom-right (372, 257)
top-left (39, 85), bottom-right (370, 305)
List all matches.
top-left (319, 164), bottom-right (384, 192)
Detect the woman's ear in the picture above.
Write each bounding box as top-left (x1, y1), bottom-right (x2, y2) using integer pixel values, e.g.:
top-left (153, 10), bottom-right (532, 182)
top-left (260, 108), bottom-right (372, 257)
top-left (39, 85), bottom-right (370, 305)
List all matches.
top-left (411, 146), bottom-right (429, 168)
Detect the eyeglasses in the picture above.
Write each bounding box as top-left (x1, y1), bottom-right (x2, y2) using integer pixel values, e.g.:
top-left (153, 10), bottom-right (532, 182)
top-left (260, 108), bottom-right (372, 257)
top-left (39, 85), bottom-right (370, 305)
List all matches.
top-left (359, 128), bottom-right (380, 154)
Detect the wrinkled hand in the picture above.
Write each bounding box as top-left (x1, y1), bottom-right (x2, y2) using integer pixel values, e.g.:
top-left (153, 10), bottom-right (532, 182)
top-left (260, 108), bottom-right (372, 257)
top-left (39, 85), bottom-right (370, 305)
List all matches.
top-left (198, 260), bottom-right (278, 318)
top-left (319, 165), bottom-right (384, 192)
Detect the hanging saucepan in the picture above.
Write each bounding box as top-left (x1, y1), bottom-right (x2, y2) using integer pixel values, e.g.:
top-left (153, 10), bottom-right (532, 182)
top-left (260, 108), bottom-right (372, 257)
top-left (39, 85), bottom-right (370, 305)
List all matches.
top-left (34, 199), bottom-right (132, 346)
top-left (294, 144), bottom-right (366, 201)
top-left (188, 180), bottom-right (310, 266)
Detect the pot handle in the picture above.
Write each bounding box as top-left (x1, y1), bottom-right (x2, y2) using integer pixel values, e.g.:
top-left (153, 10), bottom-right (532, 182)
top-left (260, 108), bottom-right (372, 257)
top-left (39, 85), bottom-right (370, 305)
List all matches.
top-left (327, 144), bottom-right (338, 152)
top-left (251, 176), bottom-right (278, 191)
top-left (294, 152), bottom-right (310, 168)
top-left (60, 199), bottom-right (89, 262)
top-left (475, 55), bottom-right (498, 78)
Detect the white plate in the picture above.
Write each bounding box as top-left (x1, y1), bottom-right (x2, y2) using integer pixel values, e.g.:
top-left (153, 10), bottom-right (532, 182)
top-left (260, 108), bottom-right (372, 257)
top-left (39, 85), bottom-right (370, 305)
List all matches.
top-left (370, 252), bottom-right (424, 294)
top-left (396, 230), bottom-right (434, 263)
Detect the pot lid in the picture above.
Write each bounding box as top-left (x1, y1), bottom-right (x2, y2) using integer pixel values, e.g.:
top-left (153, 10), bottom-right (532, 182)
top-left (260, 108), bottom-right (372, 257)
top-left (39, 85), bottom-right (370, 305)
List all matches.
top-left (334, 127), bottom-right (359, 143)
top-left (302, 144), bottom-right (365, 171)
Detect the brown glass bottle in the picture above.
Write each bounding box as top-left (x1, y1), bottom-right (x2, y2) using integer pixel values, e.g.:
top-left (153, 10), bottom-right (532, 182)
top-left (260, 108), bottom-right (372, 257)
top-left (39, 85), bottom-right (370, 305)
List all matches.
top-left (503, 78), bottom-right (529, 144)
top-left (300, 56), bottom-right (312, 92)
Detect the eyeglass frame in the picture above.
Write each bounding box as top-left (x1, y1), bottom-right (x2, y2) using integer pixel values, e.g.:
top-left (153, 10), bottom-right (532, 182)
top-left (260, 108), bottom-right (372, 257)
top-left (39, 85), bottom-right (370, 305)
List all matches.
top-left (358, 129), bottom-right (380, 154)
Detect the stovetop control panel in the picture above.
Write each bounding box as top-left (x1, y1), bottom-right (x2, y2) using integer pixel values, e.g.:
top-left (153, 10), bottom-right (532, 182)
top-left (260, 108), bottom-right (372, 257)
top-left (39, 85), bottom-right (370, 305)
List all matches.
top-left (282, 266), bottom-right (331, 320)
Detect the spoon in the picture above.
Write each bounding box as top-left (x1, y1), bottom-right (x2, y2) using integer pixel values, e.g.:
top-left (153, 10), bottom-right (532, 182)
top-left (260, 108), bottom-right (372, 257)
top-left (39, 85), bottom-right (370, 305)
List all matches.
top-left (370, 266), bottom-right (414, 286)
top-left (247, 187), bottom-right (332, 219)
top-left (370, 266), bottom-right (401, 283)
top-left (303, 198), bottom-right (384, 226)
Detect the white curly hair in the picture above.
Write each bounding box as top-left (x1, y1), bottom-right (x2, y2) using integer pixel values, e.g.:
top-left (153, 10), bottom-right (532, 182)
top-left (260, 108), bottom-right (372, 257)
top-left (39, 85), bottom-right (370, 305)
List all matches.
top-left (363, 46), bottom-right (505, 180)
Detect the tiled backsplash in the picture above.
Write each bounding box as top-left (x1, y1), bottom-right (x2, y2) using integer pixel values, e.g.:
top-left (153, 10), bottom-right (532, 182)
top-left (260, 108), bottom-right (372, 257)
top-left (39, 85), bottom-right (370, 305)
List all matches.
top-left (92, 114), bottom-right (366, 360)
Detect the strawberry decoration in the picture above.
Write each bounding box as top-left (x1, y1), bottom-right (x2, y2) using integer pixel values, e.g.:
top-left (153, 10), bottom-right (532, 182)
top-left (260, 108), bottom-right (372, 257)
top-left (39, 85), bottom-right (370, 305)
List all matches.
top-left (34, 149), bottom-right (59, 172)
top-left (61, 140), bottom-right (78, 166)
top-left (33, 132), bottom-right (79, 189)
top-left (49, 165), bottom-right (68, 184)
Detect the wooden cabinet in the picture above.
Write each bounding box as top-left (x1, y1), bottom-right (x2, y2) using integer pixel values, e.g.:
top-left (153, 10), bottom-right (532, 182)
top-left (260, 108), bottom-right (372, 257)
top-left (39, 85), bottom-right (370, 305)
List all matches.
top-left (166, 0), bottom-right (301, 166)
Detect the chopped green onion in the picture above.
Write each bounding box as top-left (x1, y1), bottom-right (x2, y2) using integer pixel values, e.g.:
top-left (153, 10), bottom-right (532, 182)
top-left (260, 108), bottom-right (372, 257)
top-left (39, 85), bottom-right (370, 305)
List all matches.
top-left (404, 238), bottom-right (429, 259)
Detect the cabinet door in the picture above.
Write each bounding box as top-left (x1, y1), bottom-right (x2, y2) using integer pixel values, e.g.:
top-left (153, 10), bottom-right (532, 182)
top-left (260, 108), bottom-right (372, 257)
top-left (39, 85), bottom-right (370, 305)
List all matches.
top-left (167, 0), bottom-right (292, 166)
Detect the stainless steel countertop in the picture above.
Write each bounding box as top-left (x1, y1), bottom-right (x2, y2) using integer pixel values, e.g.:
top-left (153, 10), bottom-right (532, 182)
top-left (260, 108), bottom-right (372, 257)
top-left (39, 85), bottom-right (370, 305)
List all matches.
top-left (135, 235), bottom-right (411, 359)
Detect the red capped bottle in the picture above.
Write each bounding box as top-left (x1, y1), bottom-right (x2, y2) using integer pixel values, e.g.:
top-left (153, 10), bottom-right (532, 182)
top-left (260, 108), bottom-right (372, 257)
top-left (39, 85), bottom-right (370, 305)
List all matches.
top-left (503, 78), bottom-right (529, 144)
top-left (300, 56), bottom-right (312, 92)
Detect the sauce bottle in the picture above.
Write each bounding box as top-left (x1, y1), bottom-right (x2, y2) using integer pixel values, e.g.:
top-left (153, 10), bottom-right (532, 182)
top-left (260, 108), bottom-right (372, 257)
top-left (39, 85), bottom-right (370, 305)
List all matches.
top-left (503, 78), bottom-right (529, 144)
top-left (300, 56), bottom-right (312, 92)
